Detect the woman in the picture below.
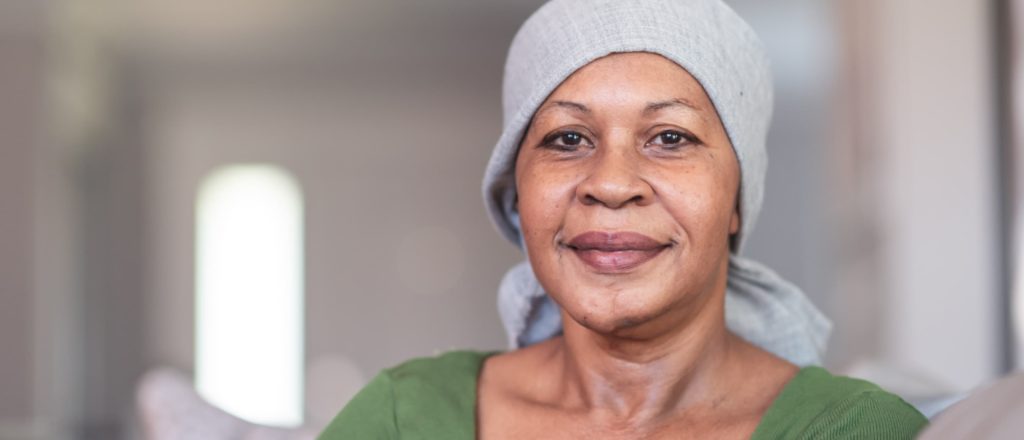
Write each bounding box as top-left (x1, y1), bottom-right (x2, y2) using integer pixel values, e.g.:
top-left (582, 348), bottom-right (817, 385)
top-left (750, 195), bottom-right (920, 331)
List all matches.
top-left (321, 0), bottom-right (928, 438)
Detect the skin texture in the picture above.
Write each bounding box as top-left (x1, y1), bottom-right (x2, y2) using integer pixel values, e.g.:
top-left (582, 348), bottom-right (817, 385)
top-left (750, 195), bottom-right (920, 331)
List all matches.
top-left (477, 53), bottom-right (797, 439)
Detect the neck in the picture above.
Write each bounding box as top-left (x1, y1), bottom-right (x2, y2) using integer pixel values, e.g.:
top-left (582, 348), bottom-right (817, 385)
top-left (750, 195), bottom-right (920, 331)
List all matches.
top-left (552, 282), bottom-right (738, 424)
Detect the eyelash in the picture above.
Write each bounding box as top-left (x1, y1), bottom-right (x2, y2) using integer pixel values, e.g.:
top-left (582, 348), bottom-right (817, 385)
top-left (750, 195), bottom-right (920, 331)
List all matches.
top-left (539, 129), bottom-right (701, 151)
top-left (649, 130), bottom-right (700, 149)
top-left (540, 130), bottom-right (591, 151)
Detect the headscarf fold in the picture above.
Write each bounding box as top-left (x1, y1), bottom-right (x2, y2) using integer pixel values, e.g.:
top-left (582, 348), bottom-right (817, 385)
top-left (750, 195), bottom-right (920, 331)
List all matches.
top-left (484, 0), bottom-right (831, 365)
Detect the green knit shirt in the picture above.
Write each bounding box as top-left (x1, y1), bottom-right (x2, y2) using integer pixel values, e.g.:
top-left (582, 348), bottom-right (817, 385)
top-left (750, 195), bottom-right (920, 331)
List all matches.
top-left (319, 350), bottom-right (927, 439)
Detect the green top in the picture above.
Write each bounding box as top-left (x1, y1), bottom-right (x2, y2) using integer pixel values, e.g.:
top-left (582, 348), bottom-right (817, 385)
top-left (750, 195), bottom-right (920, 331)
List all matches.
top-left (319, 350), bottom-right (927, 439)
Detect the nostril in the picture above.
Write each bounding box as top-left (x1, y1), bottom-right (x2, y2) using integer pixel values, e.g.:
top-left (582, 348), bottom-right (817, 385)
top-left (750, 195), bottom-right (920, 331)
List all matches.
top-left (581, 193), bottom-right (646, 209)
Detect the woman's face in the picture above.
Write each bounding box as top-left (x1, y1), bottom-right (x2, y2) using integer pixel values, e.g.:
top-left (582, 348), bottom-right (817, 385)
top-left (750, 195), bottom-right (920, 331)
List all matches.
top-left (515, 52), bottom-right (740, 336)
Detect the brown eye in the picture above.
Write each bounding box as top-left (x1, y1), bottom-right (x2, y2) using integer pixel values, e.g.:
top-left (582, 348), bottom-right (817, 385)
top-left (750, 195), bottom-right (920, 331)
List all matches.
top-left (561, 132), bottom-right (583, 145)
top-left (541, 130), bottom-right (591, 151)
top-left (647, 130), bottom-right (698, 150)
top-left (658, 131), bottom-right (683, 144)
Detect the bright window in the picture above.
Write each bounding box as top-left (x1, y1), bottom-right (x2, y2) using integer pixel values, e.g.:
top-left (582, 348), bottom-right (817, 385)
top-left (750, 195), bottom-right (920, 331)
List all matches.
top-left (195, 164), bottom-right (304, 426)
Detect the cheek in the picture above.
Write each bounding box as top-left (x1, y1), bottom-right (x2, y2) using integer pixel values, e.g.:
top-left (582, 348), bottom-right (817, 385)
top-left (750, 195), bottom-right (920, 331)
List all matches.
top-left (516, 165), bottom-right (579, 237)
top-left (655, 168), bottom-right (736, 247)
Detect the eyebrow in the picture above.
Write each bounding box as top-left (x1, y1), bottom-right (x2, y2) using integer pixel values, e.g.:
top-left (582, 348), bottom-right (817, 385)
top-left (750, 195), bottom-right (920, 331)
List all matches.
top-left (544, 100), bottom-right (591, 114)
top-left (643, 98), bottom-right (699, 114)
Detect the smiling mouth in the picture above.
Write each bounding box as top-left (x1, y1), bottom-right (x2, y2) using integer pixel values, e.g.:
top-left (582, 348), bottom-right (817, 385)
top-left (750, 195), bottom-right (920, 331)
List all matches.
top-left (564, 231), bottom-right (671, 273)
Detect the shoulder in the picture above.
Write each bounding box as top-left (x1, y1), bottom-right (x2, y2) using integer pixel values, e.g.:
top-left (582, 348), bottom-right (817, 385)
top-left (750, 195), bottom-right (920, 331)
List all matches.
top-left (386, 349), bottom-right (495, 385)
top-left (753, 367), bottom-right (928, 440)
top-left (477, 338), bottom-right (565, 403)
top-left (318, 350), bottom-right (496, 440)
top-left (318, 370), bottom-right (397, 439)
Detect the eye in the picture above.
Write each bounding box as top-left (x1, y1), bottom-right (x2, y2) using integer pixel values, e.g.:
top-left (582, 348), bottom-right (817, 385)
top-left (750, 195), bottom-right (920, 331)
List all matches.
top-left (647, 129), bottom-right (699, 150)
top-left (540, 130), bottom-right (591, 151)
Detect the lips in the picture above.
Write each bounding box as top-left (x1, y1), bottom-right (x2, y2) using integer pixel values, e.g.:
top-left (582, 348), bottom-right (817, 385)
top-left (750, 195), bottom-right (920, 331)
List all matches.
top-left (565, 231), bottom-right (670, 273)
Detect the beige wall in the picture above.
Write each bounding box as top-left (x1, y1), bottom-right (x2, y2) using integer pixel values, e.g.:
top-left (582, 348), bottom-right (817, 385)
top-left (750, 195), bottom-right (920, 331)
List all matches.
top-left (0, 35), bottom-right (39, 435)
top-left (852, 0), bottom-right (1000, 391)
top-left (0, 3), bottom-right (49, 437)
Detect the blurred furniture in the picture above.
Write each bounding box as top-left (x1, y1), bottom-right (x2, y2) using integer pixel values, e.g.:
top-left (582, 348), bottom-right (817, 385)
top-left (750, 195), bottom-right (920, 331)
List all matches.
top-left (917, 372), bottom-right (1024, 439)
top-left (136, 368), bottom-right (317, 440)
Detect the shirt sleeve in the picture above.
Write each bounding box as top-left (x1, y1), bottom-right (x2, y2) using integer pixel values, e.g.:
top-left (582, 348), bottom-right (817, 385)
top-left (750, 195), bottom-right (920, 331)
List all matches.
top-left (318, 371), bottom-right (399, 440)
top-left (800, 391), bottom-right (929, 439)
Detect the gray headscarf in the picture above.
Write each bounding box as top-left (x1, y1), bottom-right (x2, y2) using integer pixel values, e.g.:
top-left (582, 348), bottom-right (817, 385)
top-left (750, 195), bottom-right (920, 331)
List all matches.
top-left (483, 0), bottom-right (831, 366)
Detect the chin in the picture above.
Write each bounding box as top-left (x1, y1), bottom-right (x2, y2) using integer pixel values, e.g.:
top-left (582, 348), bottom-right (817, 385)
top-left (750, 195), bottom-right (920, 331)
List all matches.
top-left (557, 286), bottom-right (671, 335)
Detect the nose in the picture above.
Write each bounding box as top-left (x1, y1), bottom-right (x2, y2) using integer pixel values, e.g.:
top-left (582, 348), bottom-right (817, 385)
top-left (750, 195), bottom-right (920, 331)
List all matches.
top-left (576, 148), bottom-right (653, 209)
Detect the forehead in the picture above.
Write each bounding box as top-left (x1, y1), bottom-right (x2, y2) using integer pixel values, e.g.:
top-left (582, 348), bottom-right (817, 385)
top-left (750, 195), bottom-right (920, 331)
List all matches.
top-left (543, 52), bottom-right (715, 114)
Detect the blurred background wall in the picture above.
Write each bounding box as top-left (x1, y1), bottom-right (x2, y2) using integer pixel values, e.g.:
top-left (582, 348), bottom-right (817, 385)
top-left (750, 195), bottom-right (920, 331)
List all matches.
top-left (0, 0), bottom-right (1014, 438)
